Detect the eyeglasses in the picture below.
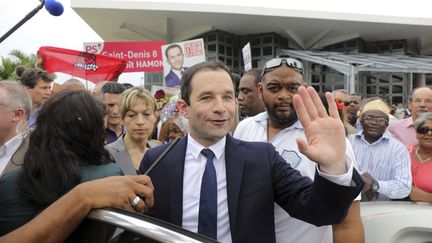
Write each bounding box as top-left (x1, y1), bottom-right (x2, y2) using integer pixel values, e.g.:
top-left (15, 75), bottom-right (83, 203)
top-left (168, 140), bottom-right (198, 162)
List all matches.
top-left (417, 126), bottom-right (432, 134)
top-left (262, 57), bottom-right (304, 77)
top-left (412, 99), bottom-right (432, 105)
top-left (363, 117), bottom-right (388, 124)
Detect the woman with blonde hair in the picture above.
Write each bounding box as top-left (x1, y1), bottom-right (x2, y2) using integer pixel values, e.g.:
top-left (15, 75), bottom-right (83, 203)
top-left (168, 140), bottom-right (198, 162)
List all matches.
top-left (105, 87), bottom-right (160, 175)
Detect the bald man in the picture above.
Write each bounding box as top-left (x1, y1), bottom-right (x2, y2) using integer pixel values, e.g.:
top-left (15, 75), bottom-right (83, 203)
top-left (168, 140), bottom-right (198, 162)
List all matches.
top-left (62, 79), bottom-right (86, 91)
top-left (388, 87), bottom-right (432, 145)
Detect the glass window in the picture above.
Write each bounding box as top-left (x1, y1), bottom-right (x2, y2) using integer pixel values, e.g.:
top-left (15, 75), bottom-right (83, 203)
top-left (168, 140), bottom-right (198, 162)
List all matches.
top-left (263, 36), bottom-right (273, 44)
top-left (378, 43), bottom-right (390, 52)
top-left (391, 74), bottom-right (403, 82)
top-left (334, 84), bottom-right (345, 90)
top-left (392, 96), bottom-right (403, 104)
top-left (379, 86), bottom-right (389, 94)
top-left (207, 34), bottom-right (216, 42)
top-left (219, 34), bottom-right (225, 42)
top-left (366, 75), bottom-right (377, 84)
top-left (226, 46), bottom-right (232, 57)
top-left (392, 42), bottom-right (404, 50)
top-left (379, 74), bottom-right (389, 84)
top-left (251, 38), bottom-right (260, 45)
top-left (263, 46), bottom-right (273, 56)
top-left (251, 48), bottom-right (261, 56)
top-left (324, 73), bottom-right (333, 82)
top-left (226, 37), bottom-right (232, 44)
top-left (334, 73), bottom-right (344, 83)
top-left (392, 85), bottom-right (403, 93)
top-left (207, 44), bottom-right (216, 52)
top-left (347, 40), bottom-right (357, 48)
top-left (367, 86), bottom-right (377, 94)
top-left (323, 85), bottom-right (333, 92)
top-left (335, 42), bottom-right (344, 49)
top-left (226, 58), bottom-right (232, 66)
top-left (218, 44), bottom-right (225, 55)
top-left (311, 75), bottom-right (321, 83)
top-left (252, 59), bottom-right (258, 68)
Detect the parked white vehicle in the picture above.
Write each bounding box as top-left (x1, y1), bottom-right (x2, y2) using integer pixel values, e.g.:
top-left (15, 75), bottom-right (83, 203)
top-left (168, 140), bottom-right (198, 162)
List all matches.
top-left (361, 201), bottom-right (432, 243)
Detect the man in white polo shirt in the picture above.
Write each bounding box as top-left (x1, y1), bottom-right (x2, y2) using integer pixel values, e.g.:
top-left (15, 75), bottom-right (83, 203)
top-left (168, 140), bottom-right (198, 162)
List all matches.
top-left (234, 57), bottom-right (363, 243)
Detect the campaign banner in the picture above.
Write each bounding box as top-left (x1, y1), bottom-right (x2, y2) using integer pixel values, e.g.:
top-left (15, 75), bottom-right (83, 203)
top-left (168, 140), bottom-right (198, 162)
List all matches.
top-left (38, 46), bottom-right (127, 83)
top-left (83, 41), bottom-right (166, 73)
top-left (161, 38), bottom-right (206, 87)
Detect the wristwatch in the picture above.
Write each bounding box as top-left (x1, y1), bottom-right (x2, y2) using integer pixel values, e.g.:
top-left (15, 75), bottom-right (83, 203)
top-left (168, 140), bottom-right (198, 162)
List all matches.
top-left (371, 179), bottom-right (380, 192)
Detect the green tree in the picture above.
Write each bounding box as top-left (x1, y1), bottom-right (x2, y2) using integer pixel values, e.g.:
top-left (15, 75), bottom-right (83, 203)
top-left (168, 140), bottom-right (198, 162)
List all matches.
top-left (0, 50), bottom-right (36, 80)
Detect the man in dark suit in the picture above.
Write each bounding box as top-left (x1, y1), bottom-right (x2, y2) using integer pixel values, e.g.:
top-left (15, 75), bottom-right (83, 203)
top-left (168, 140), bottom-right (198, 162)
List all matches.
top-left (164, 44), bottom-right (188, 87)
top-left (140, 61), bottom-right (363, 243)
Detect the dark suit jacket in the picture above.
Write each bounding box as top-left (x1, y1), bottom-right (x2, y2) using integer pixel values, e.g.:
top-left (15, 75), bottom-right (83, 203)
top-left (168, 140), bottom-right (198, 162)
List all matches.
top-left (165, 68), bottom-right (188, 87)
top-left (139, 135), bottom-right (363, 243)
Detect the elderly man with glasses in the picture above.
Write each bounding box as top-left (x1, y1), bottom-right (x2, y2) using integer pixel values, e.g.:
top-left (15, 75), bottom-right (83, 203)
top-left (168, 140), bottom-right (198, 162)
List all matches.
top-left (348, 99), bottom-right (411, 202)
top-left (234, 57), bottom-right (364, 243)
top-left (388, 87), bottom-right (432, 145)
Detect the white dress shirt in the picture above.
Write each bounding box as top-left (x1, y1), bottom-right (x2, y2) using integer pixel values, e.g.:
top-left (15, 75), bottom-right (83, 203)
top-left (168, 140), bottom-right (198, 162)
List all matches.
top-left (172, 69), bottom-right (183, 79)
top-left (182, 135), bottom-right (232, 243)
top-left (0, 133), bottom-right (25, 175)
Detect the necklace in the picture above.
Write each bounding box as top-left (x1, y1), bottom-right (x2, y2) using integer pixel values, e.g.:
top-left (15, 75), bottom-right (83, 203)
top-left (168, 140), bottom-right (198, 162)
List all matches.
top-left (415, 146), bottom-right (432, 163)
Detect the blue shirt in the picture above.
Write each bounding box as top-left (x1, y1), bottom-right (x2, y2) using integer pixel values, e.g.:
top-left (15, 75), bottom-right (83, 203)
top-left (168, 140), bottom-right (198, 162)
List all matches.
top-left (105, 126), bottom-right (124, 144)
top-left (28, 109), bottom-right (40, 130)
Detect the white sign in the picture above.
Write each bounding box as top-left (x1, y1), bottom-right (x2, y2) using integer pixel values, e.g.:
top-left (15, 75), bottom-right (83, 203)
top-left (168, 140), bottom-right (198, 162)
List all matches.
top-left (242, 42), bottom-right (252, 71)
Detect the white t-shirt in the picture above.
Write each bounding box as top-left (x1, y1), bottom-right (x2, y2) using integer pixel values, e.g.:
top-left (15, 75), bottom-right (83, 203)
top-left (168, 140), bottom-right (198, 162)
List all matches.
top-left (234, 112), bottom-right (360, 243)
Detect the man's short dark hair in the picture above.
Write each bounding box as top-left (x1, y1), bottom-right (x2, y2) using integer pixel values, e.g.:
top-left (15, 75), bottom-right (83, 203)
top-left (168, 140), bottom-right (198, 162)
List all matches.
top-left (180, 61), bottom-right (234, 105)
top-left (122, 83), bottom-right (134, 89)
top-left (243, 68), bottom-right (263, 85)
top-left (165, 44), bottom-right (183, 59)
top-left (18, 67), bottom-right (54, 88)
top-left (100, 82), bottom-right (126, 97)
top-left (232, 73), bottom-right (241, 97)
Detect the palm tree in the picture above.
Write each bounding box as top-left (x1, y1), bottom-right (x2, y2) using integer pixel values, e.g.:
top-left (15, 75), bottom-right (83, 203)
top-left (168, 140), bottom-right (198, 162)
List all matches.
top-left (0, 50), bottom-right (36, 80)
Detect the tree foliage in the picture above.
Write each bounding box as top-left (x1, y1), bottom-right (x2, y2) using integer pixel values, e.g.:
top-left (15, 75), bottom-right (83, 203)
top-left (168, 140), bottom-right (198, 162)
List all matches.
top-left (0, 50), bottom-right (36, 80)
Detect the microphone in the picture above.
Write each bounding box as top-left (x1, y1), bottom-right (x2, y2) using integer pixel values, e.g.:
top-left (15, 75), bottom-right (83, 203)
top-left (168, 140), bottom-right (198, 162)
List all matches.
top-left (0, 0), bottom-right (64, 44)
top-left (143, 137), bottom-right (181, 175)
top-left (45, 0), bottom-right (64, 16)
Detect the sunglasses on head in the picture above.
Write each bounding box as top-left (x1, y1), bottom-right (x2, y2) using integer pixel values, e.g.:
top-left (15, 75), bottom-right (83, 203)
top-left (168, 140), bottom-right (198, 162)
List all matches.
top-left (262, 57), bottom-right (304, 77)
top-left (417, 126), bottom-right (432, 134)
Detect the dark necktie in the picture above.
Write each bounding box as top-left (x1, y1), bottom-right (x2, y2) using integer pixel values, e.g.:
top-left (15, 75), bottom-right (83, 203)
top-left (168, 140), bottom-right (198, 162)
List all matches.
top-left (198, 149), bottom-right (217, 239)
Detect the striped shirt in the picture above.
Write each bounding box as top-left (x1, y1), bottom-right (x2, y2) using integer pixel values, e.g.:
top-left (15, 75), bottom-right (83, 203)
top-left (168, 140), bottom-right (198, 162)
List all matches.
top-left (348, 130), bottom-right (412, 200)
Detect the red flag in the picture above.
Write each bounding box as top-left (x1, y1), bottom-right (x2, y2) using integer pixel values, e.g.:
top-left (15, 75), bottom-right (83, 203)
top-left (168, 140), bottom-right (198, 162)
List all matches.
top-left (38, 46), bottom-right (127, 83)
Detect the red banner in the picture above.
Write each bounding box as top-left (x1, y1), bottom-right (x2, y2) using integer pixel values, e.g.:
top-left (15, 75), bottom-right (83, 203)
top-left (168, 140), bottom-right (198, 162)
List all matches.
top-left (83, 41), bottom-right (166, 73)
top-left (38, 46), bottom-right (127, 83)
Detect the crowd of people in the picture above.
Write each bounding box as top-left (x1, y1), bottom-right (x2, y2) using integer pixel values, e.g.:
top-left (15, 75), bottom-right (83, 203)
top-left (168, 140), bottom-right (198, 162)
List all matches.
top-left (0, 57), bottom-right (431, 243)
